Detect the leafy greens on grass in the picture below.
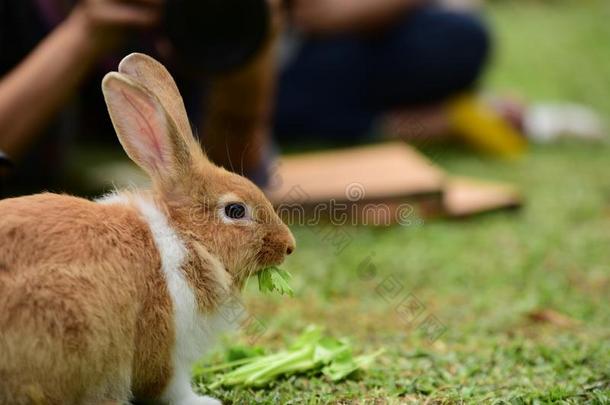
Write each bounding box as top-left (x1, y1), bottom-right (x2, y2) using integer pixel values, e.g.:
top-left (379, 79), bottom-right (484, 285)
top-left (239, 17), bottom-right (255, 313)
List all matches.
top-left (193, 326), bottom-right (384, 388)
top-left (257, 266), bottom-right (293, 297)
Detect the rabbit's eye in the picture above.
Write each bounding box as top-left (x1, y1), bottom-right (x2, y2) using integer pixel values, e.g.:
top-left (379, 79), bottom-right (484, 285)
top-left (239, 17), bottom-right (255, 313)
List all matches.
top-left (224, 203), bottom-right (246, 220)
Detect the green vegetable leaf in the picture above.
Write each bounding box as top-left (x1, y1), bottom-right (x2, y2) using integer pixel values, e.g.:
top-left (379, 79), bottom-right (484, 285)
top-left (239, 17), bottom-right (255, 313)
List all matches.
top-left (290, 325), bottom-right (323, 349)
top-left (322, 348), bottom-right (385, 381)
top-left (195, 325), bottom-right (384, 388)
top-left (258, 266), bottom-right (294, 296)
top-left (322, 351), bottom-right (357, 381)
top-left (227, 345), bottom-right (265, 362)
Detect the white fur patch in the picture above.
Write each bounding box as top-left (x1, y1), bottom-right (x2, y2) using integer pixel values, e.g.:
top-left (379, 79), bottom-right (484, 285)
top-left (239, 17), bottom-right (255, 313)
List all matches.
top-left (129, 196), bottom-right (232, 404)
top-left (218, 192), bottom-right (240, 205)
top-left (95, 191), bottom-right (130, 205)
top-left (98, 192), bottom-right (231, 403)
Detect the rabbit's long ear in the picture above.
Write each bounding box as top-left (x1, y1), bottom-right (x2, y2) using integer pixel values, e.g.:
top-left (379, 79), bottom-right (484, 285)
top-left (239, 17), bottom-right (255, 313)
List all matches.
top-left (118, 53), bottom-right (195, 145)
top-left (102, 72), bottom-right (191, 184)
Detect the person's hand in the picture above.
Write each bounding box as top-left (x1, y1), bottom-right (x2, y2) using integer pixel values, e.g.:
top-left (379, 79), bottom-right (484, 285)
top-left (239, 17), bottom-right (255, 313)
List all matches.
top-left (68, 0), bottom-right (164, 52)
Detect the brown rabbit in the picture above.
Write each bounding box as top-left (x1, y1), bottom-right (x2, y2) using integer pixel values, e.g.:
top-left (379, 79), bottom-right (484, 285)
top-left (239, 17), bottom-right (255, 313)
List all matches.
top-left (0, 53), bottom-right (295, 405)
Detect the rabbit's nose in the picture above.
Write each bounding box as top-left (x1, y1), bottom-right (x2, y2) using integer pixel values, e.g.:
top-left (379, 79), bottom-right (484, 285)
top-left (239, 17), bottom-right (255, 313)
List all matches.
top-left (286, 236), bottom-right (296, 256)
top-left (283, 228), bottom-right (296, 256)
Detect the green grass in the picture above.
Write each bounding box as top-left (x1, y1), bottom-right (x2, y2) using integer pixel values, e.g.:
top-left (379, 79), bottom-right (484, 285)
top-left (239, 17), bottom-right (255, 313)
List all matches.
top-left (486, 0), bottom-right (610, 118)
top-left (194, 1), bottom-right (610, 403)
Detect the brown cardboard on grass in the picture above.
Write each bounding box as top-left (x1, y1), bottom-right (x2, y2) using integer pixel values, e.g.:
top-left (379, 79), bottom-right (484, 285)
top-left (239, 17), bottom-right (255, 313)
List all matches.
top-left (267, 142), bottom-right (445, 206)
top-left (266, 142), bottom-right (522, 223)
top-left (443, 176), bottom-right (522, 218)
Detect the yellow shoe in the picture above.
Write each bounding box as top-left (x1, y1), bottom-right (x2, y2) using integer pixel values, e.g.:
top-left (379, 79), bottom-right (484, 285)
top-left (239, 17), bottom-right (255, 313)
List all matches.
top-left (447, 93), bottom-right (527, 158)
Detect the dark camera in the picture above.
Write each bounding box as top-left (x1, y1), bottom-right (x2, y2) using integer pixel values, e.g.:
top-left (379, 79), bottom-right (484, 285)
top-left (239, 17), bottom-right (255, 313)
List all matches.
top-left (0, 150), bottom-right (11, 169)
top-left (165, 0), bottom-right (271, 74)
top-left (0, 149), bottom-right (12, 198)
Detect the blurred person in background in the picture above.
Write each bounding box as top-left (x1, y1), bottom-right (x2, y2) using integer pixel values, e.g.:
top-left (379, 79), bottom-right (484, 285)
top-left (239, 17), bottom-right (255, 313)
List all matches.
top-left (0, 0), bottom-right (166, 195)
top-left (0, 0), bottom-right (604, 197)
top-left (0, 0), bottom-right (493, 197)
top-left (0, 0), bottom-right (280, 196)
top-left (275, 0), bottom-right (490, 144)
top-left (276, 0), bottom-right (604, 151)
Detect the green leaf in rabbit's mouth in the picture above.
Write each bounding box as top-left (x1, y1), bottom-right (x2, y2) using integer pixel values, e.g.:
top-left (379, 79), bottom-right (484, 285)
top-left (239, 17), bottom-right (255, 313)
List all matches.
top-left (257, 266), bottom-right (293, 297)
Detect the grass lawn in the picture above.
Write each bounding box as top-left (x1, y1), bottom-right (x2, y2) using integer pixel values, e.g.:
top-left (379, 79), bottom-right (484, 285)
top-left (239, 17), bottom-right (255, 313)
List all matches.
top-left (195, 1), bottom-right (610, 403)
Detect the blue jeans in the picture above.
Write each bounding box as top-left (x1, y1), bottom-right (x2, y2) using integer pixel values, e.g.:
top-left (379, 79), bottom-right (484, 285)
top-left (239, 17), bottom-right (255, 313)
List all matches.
top-left (274, 7), bottom-right (491, 141)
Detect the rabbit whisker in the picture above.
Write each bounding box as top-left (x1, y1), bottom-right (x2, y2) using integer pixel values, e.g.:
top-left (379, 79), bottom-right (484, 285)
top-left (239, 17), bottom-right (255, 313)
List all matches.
top-left (239, 141), bottom-right (252, 177)
top-left (225, 141), bottom-right (236, 173)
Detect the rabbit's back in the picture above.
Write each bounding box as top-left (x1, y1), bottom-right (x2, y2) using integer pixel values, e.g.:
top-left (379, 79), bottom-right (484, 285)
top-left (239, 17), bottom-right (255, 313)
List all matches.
top-left (0, 193), bottom-right (149, 268)
top-left (0, 193), bottom-right (173, 404)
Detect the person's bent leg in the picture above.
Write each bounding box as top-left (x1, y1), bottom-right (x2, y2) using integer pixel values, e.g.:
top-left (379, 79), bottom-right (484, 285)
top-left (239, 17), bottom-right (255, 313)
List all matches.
top-left (368, 7), bottom-right (491, 108)
top-left (274, 37), bottom-right (375, 143)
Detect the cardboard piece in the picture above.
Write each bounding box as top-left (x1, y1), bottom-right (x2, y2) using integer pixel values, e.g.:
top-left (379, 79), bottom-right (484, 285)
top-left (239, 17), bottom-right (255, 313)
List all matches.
top-left (267, 142), bottom-right (445, 206)
top-left (267, 142), bottom-right (523, 223)
top-left (442, 176), bottom-right (522, 218)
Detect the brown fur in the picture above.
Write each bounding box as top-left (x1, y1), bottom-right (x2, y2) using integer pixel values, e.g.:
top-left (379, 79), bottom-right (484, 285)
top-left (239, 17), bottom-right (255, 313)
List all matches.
top-left (0, 194), bottom-right (173, 404)
top-left (0, 54), bottom-right (295, 404)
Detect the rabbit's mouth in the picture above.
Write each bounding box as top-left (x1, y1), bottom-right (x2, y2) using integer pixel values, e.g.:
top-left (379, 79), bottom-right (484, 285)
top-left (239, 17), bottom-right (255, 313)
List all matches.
top-left (233, 263), bottom-right (265, 291)
top-left (255, 250), bottom-right (287, 269)
top-left (256, 234), bottom-right (291, 268)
